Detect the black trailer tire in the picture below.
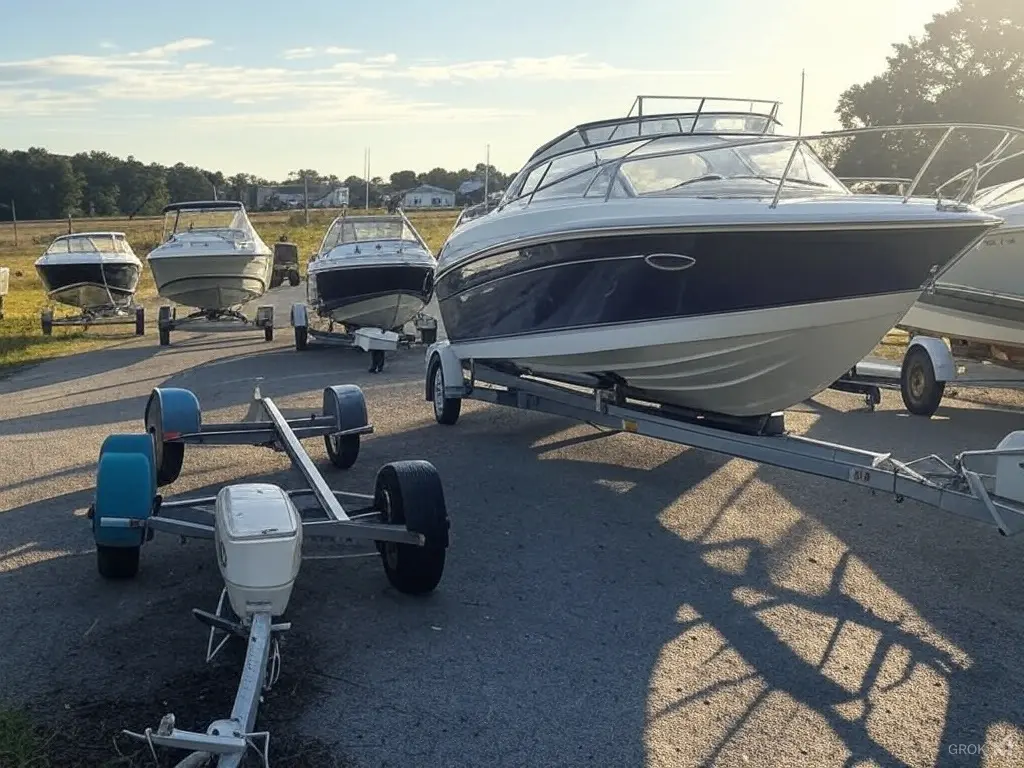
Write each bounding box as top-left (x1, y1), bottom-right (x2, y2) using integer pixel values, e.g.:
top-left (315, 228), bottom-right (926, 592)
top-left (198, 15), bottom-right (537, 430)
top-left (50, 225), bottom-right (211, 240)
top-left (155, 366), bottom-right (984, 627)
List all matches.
top-left (295, 325), bottom-right (308, 350)
top-left (324, 433), bottom-right (360, 470)
top-left (428, 357), bottom-right (461, 425)
top-left (264, 325), bottom-right (274, 342)
top-left (159, 327), bottom-right (170, 346)
top-left (900, 346), bottom-right (945, 417)
top-left (288, 270), bottom-right (301, 286)
top-left (375, 461), bottom-right (449, 595)
top-left (97, 544), bottom-right (140, 579)
top-left (134, 307), bottom-right (145, 336)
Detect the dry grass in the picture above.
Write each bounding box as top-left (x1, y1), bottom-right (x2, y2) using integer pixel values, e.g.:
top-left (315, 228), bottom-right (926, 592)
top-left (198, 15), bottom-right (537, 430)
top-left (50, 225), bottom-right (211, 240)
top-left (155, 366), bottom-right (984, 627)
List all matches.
top-left (0, 208), bottom-right (459, 372)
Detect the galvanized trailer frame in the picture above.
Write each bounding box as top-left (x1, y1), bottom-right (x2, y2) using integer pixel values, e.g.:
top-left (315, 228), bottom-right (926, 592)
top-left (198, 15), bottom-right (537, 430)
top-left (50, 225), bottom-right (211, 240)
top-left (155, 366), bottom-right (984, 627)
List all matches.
top-left (91, 381), bottom-right (450, 767)
top-left (156, 304), bottom-right (276, 347)
top-left (425, 340), bottom-right (1024, 536)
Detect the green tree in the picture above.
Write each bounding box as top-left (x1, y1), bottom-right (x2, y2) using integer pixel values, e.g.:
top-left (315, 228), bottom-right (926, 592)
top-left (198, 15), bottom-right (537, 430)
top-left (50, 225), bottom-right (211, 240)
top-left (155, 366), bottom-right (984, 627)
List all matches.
top-left (826, 0), bottom-right (1024, 193)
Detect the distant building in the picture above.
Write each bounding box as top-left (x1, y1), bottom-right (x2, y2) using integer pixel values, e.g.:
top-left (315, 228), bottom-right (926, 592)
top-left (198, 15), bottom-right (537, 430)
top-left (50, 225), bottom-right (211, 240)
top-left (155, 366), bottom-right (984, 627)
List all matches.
top-left (254, 184), bottom-right (349, 210)
top-left (401, 184), bottom-right (455, 208)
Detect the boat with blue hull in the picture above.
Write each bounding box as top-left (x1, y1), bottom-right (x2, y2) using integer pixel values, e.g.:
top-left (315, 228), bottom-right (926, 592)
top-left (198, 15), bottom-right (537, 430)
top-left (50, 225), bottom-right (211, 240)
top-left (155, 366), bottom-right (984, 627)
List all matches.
top-left (307, 212), bottom-right (436, 332)
top-left (35, 232), bottom-right (142, 311)
top-left (432, 96), bottom-right (1015, 418)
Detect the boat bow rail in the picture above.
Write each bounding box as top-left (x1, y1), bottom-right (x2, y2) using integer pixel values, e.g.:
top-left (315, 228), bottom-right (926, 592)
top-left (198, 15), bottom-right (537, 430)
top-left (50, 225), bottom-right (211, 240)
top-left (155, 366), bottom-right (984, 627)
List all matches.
top-left (495, 109), bottom-right (1024, 218)
top-left (425, 341), bottom-right (1024, 536)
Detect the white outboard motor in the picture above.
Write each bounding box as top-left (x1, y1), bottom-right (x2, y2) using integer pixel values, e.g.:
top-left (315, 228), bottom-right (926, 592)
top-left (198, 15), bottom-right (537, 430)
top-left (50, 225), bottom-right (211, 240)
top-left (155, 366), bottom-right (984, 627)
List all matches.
top-left (214, 483), bottom-right (302, 618)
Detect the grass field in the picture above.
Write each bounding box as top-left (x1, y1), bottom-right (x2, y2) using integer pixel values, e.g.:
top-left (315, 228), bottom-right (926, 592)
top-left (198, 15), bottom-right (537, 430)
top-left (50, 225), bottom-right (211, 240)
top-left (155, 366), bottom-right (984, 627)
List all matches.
top-left (0, 208), bottom-right (460, 372)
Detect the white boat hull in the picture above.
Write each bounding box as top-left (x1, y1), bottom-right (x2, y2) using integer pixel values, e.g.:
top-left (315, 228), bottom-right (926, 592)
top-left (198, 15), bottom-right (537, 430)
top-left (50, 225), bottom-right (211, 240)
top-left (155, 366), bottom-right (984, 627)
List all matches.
top-left (325, 293), bottom-right (429, 330)
top-left (448, 291), bottom-right (920, 417)
top-left (898, 225), bottom-right (1024, 348)
top-left (148, 253), bottom-right (273, 310)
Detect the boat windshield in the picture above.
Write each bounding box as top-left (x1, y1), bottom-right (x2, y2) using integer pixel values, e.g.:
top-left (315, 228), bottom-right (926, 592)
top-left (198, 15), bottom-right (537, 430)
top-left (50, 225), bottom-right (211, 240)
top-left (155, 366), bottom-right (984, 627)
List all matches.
top-left (320, 218), bottom-right (422, 251)
top-left (45, 234), bottom-right (132, 255)
top-left (505, 133), bottom-right (850, 205)
top-left (972, 178), bottom-right (1024, 210)
top-left (165, 207), bottom-right (254, 239)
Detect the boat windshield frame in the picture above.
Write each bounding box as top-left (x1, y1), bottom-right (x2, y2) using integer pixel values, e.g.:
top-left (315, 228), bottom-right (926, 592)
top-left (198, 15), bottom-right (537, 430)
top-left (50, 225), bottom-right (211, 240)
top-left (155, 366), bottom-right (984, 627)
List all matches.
top-left (44, 232), bottom-right (135, 256)
top-left (315, 211), bottom-right (431, 257)
top-left (161, 201), bottom-right (256, 242)
top-left (499, 119), bottom-right (1024, 212)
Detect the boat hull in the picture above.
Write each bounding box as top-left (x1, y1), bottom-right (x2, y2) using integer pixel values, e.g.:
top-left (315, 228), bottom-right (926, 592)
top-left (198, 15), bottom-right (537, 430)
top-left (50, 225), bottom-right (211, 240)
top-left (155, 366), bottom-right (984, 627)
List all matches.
top-left (148, 253), bottom-right (273, 310)
top-left (898, 225), bottom-right (1024, 347)
top-left (35, 261), bottom-right (141, 309)
top-left (308, 263), bottom-right (433, 331)
top-left (436, 223), bottom-right (996, 416)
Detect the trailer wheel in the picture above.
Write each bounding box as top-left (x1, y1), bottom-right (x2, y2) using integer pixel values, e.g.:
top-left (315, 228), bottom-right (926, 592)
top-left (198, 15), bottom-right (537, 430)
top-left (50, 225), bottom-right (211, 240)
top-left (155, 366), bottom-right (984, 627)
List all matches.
top-left (429, 357), bottom-right (461, 425)
top-left (295, 325), bottom-right (308, 350)
top-left (900, 346), bottom-right (944, 417)
top-left (159, 327), bottom-right (170, 346)
top-left (41, 310), bottom-right (53, 336)
top-left (133, 307), bottom-right (145, 335)
top-left (264, 324), bottom-right (274, 342)
top-left (270, 272), bottom-right (284, 289)
top-left (97, 544), bottom-right (140, 579)
top-left (288, 269), bottom-right (300, 287)
top-left (375, 460), bottom-right (449, 595)
top-left (324, 433), bottom-right (360, 470)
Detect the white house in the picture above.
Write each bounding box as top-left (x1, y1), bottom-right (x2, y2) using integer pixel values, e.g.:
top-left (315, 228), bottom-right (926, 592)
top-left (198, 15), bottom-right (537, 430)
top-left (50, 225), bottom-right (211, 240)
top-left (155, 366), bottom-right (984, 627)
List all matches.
top-left (402, 184), bottom-right (455, 209)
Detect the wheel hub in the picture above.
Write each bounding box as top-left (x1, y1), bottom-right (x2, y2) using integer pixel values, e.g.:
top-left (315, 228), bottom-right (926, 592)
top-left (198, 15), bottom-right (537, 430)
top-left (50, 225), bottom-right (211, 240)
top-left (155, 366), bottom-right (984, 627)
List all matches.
top-left (432, 366), bottom-right (444, 416)
top-left (909, 366), bottom-right (926, 400)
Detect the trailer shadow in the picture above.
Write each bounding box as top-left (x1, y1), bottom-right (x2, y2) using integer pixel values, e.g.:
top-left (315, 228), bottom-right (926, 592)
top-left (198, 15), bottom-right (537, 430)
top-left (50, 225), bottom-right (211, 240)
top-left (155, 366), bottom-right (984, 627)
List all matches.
top-left (0, 342), bottom-right (426, 437)
top-left (0, 340), bottom-right (161, 395)
top-left (4, 375), bottom-right (1023, 766)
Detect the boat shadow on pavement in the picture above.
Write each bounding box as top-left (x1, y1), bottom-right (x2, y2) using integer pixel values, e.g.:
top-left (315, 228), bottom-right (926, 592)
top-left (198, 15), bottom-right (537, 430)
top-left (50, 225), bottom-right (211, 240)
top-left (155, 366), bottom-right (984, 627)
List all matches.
top-left (1, 353), bottom-right (1023, 766)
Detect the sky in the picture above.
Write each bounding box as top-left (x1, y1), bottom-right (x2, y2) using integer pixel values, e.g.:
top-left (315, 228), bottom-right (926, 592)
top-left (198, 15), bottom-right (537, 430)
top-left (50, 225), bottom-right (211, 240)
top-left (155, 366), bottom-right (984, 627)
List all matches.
top-left (0, 0), bottom-right (958, 182)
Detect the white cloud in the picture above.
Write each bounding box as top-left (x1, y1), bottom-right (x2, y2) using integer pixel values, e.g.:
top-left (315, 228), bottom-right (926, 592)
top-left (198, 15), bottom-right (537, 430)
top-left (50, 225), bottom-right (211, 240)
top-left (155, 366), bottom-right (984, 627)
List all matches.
top-left (0, 38), bottom-right (718, 126)
top-left (281, 46), bottom-right (317, 60)
top-left (99, 41), bottom-right (117, 50)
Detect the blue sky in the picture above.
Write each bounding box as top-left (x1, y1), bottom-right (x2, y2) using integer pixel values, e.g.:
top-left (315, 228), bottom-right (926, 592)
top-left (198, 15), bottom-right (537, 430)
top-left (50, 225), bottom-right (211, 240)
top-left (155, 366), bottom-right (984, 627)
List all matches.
top-left (0, 0), bottom-right (957, 181)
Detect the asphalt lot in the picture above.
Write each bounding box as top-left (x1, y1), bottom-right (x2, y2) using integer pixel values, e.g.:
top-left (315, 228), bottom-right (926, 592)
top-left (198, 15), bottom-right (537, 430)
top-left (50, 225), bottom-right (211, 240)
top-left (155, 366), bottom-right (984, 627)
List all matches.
top-left (2, 286), bottom-right (1024, 767)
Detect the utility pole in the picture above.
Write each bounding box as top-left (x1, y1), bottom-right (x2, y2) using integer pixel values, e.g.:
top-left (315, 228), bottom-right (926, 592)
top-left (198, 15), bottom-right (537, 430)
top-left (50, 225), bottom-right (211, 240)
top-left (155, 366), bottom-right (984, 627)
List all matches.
top-left (798, 69), bottom-right (806, 135)
top-left (365, 147), bottom-right (371, 210)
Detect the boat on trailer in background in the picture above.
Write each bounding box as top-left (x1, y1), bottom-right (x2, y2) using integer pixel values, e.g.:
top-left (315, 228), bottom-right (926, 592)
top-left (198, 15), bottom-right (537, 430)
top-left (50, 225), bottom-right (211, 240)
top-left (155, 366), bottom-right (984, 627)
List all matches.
top-left (146, 200), bottom-right (275, 346)
top-left (832, 140), bottom-right (1024, 415)
top-left (290, 209), bottom-right (439, 373)
top-left (33, 231), bottom-right (146, 336)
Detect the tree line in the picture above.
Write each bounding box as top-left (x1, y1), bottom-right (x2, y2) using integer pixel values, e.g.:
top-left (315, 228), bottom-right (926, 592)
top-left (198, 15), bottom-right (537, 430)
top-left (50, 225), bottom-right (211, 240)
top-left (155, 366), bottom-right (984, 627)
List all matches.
top-left (1, 0), bottom-right (1021, 223)
top-left (0, 150), bottom-right (514, 222)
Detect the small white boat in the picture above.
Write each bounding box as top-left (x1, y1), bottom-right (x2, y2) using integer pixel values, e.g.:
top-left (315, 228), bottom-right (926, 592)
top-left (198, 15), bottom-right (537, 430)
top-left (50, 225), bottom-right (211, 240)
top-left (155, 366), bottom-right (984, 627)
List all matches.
top-left (34, 232), bottom-right (142, 310)
top-left (898, 177), bottom-right (1024, 350)
top-left (147, 200), bottom-right (272, 311)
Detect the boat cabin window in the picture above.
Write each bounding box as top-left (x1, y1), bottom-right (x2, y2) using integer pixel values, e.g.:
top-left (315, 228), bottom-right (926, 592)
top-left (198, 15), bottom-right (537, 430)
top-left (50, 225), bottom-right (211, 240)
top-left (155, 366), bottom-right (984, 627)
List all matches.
top-left (615, 136), bottom-right (849, 197)
top-left (165, 207), bottom-right (252, 239)
top-left (46, 235), bottom-right (129, 255)
top-left (320, 219), bottom-right (419, 252)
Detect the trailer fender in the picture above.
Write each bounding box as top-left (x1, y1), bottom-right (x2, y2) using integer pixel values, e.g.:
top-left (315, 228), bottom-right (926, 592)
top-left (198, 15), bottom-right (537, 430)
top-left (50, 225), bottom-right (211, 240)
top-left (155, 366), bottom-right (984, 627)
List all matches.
top-left (92, 434), bottom-right (156, 547)
top-left (323, 384), bottom-right (369, 434)
top-left (907, 336), bottom-right (956, 382)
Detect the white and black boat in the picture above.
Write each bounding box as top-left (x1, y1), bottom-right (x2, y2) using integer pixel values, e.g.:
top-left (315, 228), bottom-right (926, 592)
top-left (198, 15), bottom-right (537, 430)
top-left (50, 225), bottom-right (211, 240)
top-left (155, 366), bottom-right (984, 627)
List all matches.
top-left (35, 232), bottom-right (143, 311)
top-left (431, 96), bottom-right (1011, 418)
top-left (307, 212), bottom-right (437, 332)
